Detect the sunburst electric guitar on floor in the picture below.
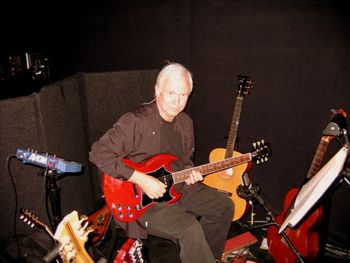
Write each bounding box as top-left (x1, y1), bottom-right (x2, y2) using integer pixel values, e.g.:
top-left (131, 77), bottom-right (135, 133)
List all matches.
top-left (203, 75), bottom-right (254, 221)
top-left (103, 140), bottom-right (270, 223)
top-left (87, 203), bottom-right (112, 245)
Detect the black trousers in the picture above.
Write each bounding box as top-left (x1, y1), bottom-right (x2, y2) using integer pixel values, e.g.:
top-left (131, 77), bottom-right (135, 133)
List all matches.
top-left (143, 184), bottom-right (234, 263)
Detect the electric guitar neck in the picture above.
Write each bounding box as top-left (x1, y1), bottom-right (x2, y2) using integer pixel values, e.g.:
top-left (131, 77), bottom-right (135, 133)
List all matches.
top-left (103, 140), bottom-right (270, 223)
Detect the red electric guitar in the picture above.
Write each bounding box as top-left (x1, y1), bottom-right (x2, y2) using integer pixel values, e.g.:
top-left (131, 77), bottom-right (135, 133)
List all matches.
top-left (267, 109), bottom-right (347, 263)
top-left (87, 204), bottom-right (112, 245)
top-left (114, 238), bottom-right (144, 263)
top-left (103, 140), bottom-right (271, 222)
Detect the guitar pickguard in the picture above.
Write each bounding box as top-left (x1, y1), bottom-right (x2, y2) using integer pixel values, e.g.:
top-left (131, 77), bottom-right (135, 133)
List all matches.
top-left (140, 167), bottom-right (176, 207)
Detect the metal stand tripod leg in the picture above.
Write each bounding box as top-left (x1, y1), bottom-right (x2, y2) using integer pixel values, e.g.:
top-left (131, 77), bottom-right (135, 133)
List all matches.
top-left (237, 177), bottom-right (305, 263)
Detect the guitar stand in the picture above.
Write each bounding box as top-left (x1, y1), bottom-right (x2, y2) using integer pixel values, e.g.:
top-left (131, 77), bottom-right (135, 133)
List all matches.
top-left (237, 174), bottom-right (305, 263)
top-left (340, 153), bottom-right (350, 187)
top-left (39, 169), bottom-right (63, 230)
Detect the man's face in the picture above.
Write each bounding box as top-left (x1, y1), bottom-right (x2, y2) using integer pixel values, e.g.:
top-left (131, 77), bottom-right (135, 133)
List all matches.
top-left (156, 76), bottom-right (191, 122)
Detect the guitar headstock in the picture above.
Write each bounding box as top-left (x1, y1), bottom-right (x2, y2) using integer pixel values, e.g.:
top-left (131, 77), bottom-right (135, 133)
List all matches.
top-left (331, 109), bottom-right (347, 130)
top-left (115, 238), bottom-right (144, 263)
top-left (19, 208), bottom-right (55, 239)
top-left (19, 208), bottom-right (47, 230)
top-left (54, 211), bottom-right (94, 263)
top-left (237, 75), bottom-right (254, 97)
top-left (251, 140), bottom-right (271, 164)
top-left (322, 109), bottom-right (348, 137)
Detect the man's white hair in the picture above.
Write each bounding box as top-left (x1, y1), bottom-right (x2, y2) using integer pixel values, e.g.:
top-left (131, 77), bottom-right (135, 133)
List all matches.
top-left (155, 62), bottom-right (193, 97)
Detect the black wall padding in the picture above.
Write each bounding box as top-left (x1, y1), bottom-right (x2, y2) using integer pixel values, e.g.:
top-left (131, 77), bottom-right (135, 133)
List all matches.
top-left (0, 70), bottom-right (159, 258)
top-left (83, 70), bottom-right (158, 145)
top-left (0, 94), bottom-right (47, 244)
top-left (0, 76), bottom-right (93, 256)
top-left (37, 77), bottom-right (93, 217)
top-left (82, 70), bottom-right (158, 201)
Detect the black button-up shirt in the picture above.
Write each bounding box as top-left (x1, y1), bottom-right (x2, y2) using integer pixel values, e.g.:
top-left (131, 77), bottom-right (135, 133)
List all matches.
top-left (89, 101), bottom-right (199, 238)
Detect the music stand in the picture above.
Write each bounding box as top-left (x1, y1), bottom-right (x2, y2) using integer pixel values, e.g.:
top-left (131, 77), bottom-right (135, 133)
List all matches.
top-left (279, 145), bottom-right (349, 233)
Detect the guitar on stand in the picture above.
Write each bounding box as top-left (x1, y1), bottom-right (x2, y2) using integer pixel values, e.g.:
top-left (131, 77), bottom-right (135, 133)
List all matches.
top-left (203, 75), bottom-right (254, 221)
top-left (267, 109), bottom-right (347, 263)
top-left (267, 136), bottom-right (333, 262)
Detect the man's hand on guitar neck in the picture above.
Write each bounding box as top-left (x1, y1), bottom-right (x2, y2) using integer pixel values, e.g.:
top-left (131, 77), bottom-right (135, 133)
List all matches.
top-left (185, 170), bottom-right (203, 185)
top-left (128, 169), bottom-right (203, 199)
top-left (129, 170), bottom-right (167, 199)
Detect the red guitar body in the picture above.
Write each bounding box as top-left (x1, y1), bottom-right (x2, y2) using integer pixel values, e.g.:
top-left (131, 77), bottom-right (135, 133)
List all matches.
top-left (88, 204), bottom-right (112, 245)
top-left (267, 128), bottom-right (342, 263)
top-left (103, 154), bottom-right (181, 222)
top-left (114, 238), bottom-right (144, 263)
top-left (267, 188), bottom-right (323, 262)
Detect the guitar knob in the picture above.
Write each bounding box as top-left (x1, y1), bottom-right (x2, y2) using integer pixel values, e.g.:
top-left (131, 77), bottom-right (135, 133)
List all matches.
top-left (118, 213), bottom-right (124, 219)
top-left (135, 205), bottom-right (141, 210)
top-left (112, 203), bottom-right (123, 211)
top-left (127, 205), bottom-right (131, 210)
top-left (128, 212), bottom-right (134, 218)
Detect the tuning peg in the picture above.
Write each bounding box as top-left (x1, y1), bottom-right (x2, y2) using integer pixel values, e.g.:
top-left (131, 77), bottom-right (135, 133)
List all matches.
top-left (79, 215), bottom-right (89, 224)
top-left (78, 219), bottom-right (93, 238)
top-left (80, 220), bottom-right (89, 231)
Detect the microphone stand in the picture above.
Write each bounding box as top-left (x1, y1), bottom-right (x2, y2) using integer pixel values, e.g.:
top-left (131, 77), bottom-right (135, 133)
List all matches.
top-left (342, 129), bottom-right (350, 186)
top-left (42, 169), bottom-right (63, 231)
top-left (237, 174), bottom-right (305, 263)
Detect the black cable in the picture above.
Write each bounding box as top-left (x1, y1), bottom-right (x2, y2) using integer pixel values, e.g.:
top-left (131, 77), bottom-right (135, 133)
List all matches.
top-left (5, 154), bottom-right (21, 259)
